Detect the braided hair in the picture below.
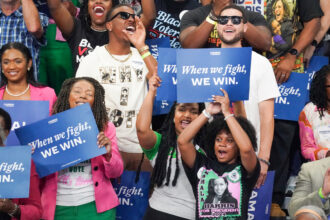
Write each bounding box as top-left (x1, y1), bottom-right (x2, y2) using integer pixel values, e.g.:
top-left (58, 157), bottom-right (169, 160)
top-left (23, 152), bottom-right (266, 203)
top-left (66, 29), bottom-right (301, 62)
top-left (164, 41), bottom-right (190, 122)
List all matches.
top-left (0, 42), bottom-right (42, 87)
top-left (52, 77), bottom-right (109, 131)
top-left (203, 115), bottom-right (257, 162)
top-left (151, 102), bottom-right (206, 187)
top-left (309, 65), bottom-right (330, 119)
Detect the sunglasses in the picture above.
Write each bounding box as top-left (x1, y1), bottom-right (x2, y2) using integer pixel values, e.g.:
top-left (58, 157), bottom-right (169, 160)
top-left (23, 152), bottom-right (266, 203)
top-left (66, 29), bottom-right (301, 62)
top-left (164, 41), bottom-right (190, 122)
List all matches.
top-left (218, 16), bottom-right (244, 25)
top-left (110, 11), bottom-right (136, 21)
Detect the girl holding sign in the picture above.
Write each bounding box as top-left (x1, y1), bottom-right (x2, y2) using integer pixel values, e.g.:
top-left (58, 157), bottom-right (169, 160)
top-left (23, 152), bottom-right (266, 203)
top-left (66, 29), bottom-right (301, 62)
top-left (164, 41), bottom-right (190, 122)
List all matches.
top-left (41, 77), bottom-right (123, 220)
top-left (0, 42), bottom-right (57, 115)
top-left (177, 89), bottom-right (260, 220)
top-left (136, 75), bottom-right (206, 219)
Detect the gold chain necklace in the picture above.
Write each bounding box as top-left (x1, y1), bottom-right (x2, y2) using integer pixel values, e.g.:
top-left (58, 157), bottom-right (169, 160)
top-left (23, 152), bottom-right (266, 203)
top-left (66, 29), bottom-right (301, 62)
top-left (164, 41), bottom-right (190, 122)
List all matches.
top-left (105, 45), bottom-right (132, 63)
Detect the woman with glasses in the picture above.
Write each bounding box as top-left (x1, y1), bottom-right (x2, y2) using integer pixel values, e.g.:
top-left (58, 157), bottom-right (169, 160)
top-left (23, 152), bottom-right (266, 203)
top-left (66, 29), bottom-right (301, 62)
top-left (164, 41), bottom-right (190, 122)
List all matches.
top-left (299, 65), bottom-right (330, 161)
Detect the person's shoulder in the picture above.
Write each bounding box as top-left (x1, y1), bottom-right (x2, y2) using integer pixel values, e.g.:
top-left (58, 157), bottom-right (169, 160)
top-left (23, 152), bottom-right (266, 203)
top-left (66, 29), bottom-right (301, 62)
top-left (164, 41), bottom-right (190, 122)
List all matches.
top-left (82, 46), bottom-right (106, 61)
top-left (252, 51), bottom-right (271, 64)
top-left (183, 4), bottom-right (211, 17)
top-left (301, 157), bottom-right (330, 172)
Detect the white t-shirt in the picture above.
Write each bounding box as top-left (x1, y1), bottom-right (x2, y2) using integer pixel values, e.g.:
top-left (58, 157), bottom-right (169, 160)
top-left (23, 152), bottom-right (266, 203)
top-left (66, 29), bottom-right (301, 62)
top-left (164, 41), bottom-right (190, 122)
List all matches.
top-left (244, 52), bottom-right (281, 152)
top-left (76, 46), bottom-right (148, 153)
top-left (56, 160), bottom-right (95, 206)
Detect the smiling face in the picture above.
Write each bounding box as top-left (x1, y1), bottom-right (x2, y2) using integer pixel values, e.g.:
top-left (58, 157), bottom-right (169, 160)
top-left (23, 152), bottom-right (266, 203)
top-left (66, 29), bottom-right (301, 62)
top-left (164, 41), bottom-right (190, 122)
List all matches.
top-left (1, 48), bottom-right (32, 84)
top-left (214, 177), bottom-right (227, 196)
top-left (217, 8), bottom-right (246, 47)
top-left (214, 130), bottom-right (238, 164)
top-left (274, 0), bottom-right (284, 21)
top-left (173, 103), bottom-right (199, 135)
top-left (88, 0), bottom-right (112, 29)
top-left (106, 6), bottom-right (136, 41)
top-left (68, 80), bottom-right (95, 109)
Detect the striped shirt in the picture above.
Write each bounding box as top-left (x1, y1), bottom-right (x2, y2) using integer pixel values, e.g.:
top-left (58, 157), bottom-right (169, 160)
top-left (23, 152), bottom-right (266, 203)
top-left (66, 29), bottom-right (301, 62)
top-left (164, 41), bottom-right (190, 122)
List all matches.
top-left (0, 7), bottom-right (48, 81)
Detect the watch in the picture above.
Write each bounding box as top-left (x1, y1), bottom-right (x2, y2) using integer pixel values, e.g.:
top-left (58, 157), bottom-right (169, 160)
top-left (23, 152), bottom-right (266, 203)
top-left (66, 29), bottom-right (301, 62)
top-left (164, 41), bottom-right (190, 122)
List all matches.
top-left (311, 40), bottom-right (318, 47)
top-left (288, 48), bottom-right (298, 56)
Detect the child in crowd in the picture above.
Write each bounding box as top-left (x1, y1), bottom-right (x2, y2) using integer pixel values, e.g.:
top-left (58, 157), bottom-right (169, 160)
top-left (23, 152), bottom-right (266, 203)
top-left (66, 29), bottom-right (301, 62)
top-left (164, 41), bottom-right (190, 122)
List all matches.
top-left (136, 75), bottom-right (206, 219)
top-left (178, 88), bottom-right (260, 219)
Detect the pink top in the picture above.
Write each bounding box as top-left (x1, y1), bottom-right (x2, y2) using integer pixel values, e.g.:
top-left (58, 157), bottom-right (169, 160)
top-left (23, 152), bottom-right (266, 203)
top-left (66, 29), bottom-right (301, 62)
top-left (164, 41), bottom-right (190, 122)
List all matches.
top-left (0, 85), bottom-right (57, 115)
top-left (40, 122), bottom-right (124, 220)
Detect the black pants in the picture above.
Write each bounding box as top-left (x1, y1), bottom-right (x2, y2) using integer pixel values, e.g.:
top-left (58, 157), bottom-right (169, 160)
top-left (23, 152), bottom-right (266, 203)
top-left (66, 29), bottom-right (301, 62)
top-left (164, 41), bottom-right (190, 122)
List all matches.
top-left (269, 119), bottom-right (300, 205)
top-left (143, 206), bottom-right (190, 220)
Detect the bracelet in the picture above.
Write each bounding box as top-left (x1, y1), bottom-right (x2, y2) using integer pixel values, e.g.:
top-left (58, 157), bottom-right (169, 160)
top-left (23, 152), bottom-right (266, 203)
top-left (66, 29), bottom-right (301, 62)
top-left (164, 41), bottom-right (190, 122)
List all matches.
top-left (318, 187), bottom-right (328, 199)
top-left (202, 109), bottom-right (212, 119)
top-left (258, 158), bottom-right (271, 166)
top-left (224, 114), bottom-right (234, 121)
top-left (141, 51), bottom-right (151, 59)
top-left (206, 16), bottom-right (217, 26)
top-left (138, 45), bottom-right (149, 54)
top-left (8, 203), bottom-right (19, 217)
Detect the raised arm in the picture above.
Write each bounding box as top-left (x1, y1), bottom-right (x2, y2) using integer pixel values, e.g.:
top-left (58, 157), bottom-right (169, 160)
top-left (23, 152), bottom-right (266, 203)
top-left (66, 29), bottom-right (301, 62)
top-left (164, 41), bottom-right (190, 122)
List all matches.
top-left (214, 89), bottom-right (258, 175)
top-left (22, 0), bottom-right (45, 39)
top-left (136, 75), bottom-right (161, 149)
top-left (140, 0), bottom-right (156, 28)
top-left (244, 22), bottom-right (271, 52)
top-left (47, 0), bottom-right (75, 37)
top-left (124, 16), bottom-right (157, 79)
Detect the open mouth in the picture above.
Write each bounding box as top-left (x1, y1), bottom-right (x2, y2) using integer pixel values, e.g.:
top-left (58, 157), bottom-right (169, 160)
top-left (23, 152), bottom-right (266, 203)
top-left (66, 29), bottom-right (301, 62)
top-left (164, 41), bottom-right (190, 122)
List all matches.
top-left (224, 29), bottom-right (234, 33)
top-left (76, 102), bottom-right (86, 106)
top-left (93, 6), bottom-right (105, 17)
top-left (217, 150), bottom-right (227, 158)
top-left (126, 25), bottom-right (136, 33)
top-left (180, 120), bottom-right (191, 129)
top-left (8, 71), bottom-right (19, 76)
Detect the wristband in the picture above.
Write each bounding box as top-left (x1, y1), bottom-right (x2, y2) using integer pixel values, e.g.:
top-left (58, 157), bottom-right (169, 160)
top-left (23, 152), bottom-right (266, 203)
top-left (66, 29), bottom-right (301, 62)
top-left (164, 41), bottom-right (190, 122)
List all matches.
top-left (141, 51), bottom-right (151, 59)
top-left (138, 45), bottom-right (149, 54)
top-left (311, 39), bottom-right (318, 47)
top-left (202, 109), bottom-right (212, 119)
top-left (318, 187), bottom-right (328, 199)
top-left (258, 158), bottom-right (271, 166)
top-left (224, 114), bottom-right (234, 121)
top-left (206, 16), bottom-right (217, 26)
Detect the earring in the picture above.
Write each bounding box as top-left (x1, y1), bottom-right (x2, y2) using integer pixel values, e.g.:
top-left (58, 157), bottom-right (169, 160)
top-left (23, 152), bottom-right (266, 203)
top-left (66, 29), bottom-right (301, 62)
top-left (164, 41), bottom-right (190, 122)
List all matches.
top-left (27, 67), bottom-right (30, 71)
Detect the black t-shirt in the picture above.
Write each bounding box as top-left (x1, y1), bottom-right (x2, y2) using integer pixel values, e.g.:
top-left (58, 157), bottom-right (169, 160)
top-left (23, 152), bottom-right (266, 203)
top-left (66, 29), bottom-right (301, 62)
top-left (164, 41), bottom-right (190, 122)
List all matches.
top-left (180, 4), bottom-right (268, 48)
top-left (65, 18), bottom-right (109, 75)
top-left (183, 153), bottom-right (260, 220)
top-left (147, 0), bottom-right (200, 48)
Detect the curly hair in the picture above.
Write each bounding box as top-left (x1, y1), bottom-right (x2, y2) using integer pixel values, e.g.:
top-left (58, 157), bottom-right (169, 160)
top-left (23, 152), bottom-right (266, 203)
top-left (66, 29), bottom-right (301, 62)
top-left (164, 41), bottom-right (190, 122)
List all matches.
top-left (203, 115), bottom-right (257, 162)
top-left (0, 42), bottom-right (42, 87)
top-left (309, 65), bottom-right (330, 119)
top-left (272, 0), bottom-right (291, 21)
top-left (150, 102), bottom-right (206, 187)
top-left (52, 77), bottom-right (109, 131)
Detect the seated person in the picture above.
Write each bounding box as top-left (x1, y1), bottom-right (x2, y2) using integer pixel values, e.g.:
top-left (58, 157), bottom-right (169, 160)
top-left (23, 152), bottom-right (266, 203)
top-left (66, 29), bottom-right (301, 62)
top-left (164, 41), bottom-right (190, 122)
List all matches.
top-left (294, 205), bottom-right (327, 220)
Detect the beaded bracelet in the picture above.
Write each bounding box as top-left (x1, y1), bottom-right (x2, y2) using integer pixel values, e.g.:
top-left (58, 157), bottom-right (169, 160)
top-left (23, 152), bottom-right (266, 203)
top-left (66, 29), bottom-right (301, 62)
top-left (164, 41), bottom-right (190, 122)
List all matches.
top-left (224, 114), bottom-right (234, 121)
top-left (258, 157), bottom-right (271, 166)
top-left (138, 45), bottom-right (149, 54)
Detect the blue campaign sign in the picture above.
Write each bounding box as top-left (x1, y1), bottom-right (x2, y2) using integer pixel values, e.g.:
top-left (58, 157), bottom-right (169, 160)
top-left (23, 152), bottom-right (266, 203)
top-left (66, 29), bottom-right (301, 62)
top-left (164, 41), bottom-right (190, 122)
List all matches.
top-left (146, 37), bottom-right (171, 60)
top-left (274, 72), bottom-right (309, 121)
top-left (113, 171), bottom-right (150, 220)
top-left (0, 101), bottom-right (49, 146)
top-left (0, 146), bottom-right (31, 198)
top-left (152, 100), bottom-right (175, 116)
top-left (15, 104), bottom-right (105, 178)
top-left (248, 171), bottom-right (275, 220)
top-left (304, 56), bottom-right (329, 102)
top-left (176, 48), bottom-right (252, 103)
top-left (157, 48), bottom-right (177, 102)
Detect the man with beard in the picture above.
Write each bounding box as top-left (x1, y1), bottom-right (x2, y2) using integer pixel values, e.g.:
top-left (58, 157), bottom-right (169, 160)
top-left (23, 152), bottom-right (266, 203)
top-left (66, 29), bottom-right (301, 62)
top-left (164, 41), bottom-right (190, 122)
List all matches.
top-left (179, 0), bottom-right (271, 51)
top-left (76, 4), bottom-right (157, 172)
top-left (216, 4), bottom-right (280, 191)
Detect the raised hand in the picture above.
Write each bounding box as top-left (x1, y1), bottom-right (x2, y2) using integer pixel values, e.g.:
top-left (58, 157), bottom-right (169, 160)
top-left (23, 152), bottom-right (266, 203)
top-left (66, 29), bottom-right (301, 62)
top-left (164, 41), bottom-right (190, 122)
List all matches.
top-left (97, 132), bottom-right (111, 161)
top-left (148, 74), bottom-right (161, 92)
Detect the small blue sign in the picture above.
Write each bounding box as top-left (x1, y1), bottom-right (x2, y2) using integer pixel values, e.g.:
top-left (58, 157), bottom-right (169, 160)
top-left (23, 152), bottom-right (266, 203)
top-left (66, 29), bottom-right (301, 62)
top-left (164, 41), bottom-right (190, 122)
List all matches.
top-left (0, 100), bottom-right (49, 146)
top-left (176, 48), bottom-right (252, 103)
top-left (146, 37), bottom-right (171, 60)
top-left (157, 48), bottom-right (177, 102)
top-left (15, 104), bottom-right (106, 178)
top-left (0, 146), bottom-right (31, 198)
top-left (304, 56), bottom-right (329, 102)
top-left (114, 171), bottom-right (150, 220)
top-left (248, 171), bottom-right (275, 220)
top-left (274, 72), bottom-right (309, 121)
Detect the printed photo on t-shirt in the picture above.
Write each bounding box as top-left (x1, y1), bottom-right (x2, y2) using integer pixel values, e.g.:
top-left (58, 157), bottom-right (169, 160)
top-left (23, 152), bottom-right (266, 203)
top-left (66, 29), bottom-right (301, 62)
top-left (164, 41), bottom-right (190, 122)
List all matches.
top-left (109, 109), bottom-right (124, 127)
top-left (125, 110), bottom-right (135, 128)
top-left (133, 67), bottom-right (144, 81)
top-left (119, 65), bottom-right (132, 83)
top-left (197, 166), bottom-right (242, 218)
top-left (120, 87), bottom-right (129, 106)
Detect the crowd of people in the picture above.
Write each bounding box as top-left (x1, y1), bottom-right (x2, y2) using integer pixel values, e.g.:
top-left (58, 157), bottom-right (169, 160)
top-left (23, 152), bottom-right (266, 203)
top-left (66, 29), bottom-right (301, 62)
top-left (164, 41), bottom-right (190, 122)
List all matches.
top-left (0, 0), bottom-right (329, 219)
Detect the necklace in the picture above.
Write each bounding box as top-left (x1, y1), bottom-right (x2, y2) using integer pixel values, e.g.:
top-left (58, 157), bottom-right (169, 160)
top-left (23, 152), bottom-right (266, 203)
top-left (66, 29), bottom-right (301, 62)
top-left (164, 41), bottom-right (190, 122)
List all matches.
top-left (105, 45), bottom-right (132, 63)
top-left (5, 84), bottom-right (30, 97)
top-left (90, 26), bottom-right (107, 32)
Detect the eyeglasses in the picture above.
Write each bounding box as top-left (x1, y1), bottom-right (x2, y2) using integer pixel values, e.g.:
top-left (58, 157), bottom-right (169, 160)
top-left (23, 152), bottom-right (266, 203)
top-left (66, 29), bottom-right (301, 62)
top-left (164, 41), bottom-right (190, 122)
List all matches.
top-left (109, 11), bottom-right (136, 21)
top-left (218, 16), bottom-right (244, 25)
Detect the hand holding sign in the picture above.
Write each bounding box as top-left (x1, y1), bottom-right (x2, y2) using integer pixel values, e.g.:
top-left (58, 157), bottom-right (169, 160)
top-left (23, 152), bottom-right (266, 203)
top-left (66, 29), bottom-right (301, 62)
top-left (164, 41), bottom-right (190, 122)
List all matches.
top-left (148, 74), bottom-right (161, 92)
top-left (97, 131), bottom-right (112, 161)
top-left (212, 88), bottom-right (231, 116)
